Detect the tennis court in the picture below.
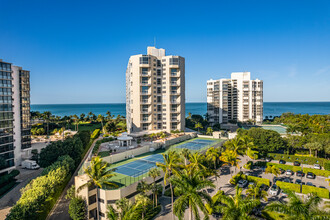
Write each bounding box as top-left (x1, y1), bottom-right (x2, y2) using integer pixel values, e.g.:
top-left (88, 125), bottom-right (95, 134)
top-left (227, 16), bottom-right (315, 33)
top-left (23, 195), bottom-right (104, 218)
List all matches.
top-left (261, 125), bottom-right (287, 134)
top-left (115, 154), bottom-right (164, 177)
top-left (175, 138), bottom-right (218, 151)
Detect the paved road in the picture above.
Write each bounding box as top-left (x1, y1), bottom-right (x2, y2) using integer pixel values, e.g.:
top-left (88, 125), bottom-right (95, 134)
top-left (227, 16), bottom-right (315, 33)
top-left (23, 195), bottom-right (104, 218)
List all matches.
top-left (0, 168), bottom-right (43, 219)
top-left (47, 137), bottom-right (101, 220)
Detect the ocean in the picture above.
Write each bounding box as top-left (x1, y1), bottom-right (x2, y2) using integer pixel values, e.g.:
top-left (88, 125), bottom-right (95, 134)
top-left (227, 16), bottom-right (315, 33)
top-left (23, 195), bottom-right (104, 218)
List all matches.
top-left (31, 102), bottom-right (330, 118)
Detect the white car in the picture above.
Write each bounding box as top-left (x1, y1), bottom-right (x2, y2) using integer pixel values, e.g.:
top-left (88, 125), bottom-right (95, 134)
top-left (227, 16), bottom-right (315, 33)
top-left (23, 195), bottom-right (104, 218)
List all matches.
top-left (286, 170), bottom-right (293, 175)
top-left (314, 164), bottom-right (321, 170)
top-left (269, 184), bottom-right (280, 196)
top-left (237, 179), bottom-right (248, 188)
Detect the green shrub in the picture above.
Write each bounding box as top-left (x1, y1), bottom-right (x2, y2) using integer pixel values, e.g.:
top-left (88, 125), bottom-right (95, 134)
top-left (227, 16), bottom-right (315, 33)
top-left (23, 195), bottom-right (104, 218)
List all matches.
top-left (302, 168), bottom-right (330, 177)
top-left (90, 129), bottom-right (101, 139)
top-left (0, 181), bottom-right (17, 196)
top-left (253, 161), bottom-right (267, 167)
top-left (301, 185), bottom-right (329, 199)
top-left (6, 156), bottom-right (73, 220)
top-left (324, 161), bottom-right (330, 171)
top-left (230, 172), bottom-right (270, 186)
top-left (267, 163), bottom-right (302, 172)
top-left (68, 197), bottom-right (87, 220)
top-left (92, 137), bottom-right (114, 155)
top-left (0, 169), bottom-right (20, 187)
top-left (244, 161), bottom-right (253, 170)
top-left (276, 181), bottom-right (301, 193)
top-left (268, 153), bottom-right (327, 166)
top-left (41, 155), bottom-right (75, 176)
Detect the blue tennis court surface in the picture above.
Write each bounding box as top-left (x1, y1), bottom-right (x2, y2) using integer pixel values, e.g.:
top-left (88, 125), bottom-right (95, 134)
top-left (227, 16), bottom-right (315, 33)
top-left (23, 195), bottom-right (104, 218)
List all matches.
top-left (115, 154), bottom-right (164, 177)
top-left (175, 138), bottom-right (217, 151)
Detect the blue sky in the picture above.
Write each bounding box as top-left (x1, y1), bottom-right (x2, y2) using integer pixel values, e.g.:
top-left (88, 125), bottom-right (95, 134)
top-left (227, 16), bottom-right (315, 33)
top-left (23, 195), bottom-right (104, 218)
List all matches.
top-left (1, 0), bottom-right (329, 104)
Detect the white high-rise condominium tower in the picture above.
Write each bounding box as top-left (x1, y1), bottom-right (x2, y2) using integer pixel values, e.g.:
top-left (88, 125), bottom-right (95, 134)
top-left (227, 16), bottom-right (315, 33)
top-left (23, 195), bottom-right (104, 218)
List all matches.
top-left (0, 59), bottom-right (31, 174)
top-left (126, 47), bottom-right (185, 134)
top-left (207, 72), bottom-right (263, 125)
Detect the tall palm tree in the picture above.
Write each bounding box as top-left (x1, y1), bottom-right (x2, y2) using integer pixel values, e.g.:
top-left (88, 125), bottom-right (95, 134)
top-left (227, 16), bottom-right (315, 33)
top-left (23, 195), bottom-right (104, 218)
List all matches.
top-left (156, 151), bottom-right (182, 219)
top-left (195, 122), bottom-right (203, 133)
top-left (217, 186), bottom-right (260, 220)
top-left (246, 184), bottom-right (268, 202)
top-left (148, 168), bottom-right (161, 207)
top-left (97, 114), bottom-right (105, 134)
top-left (78, 156), bottom-right (118, 220)
top-left (206, 127), bottom-right (213, 136)
top-left (135, 194), bottom-right (151, 220)
top-left (42, 111), bottom-right (52, 136)
top-left (206, 147), bottom-right (221, 170)
top-left (107, 198), bottom-right (137, 220)
top-left (188, 152), bottom-right (207, 176)
top-left (136, 180), bottom-right (150, 196)
top-left (220, 150), bottom-right (240, 176)
top-left (72, 114), bottom-right (79, 131)
top-left (226, 137), bottom-right (245, 155)
top-left (180, 148), bottom-right (191, 166)
top-left (171, 170), bottom-right (215, 220)
top-left (239, 135), bottom-right (254, 154)
top-left (266, 191), bottom-right (329, 219)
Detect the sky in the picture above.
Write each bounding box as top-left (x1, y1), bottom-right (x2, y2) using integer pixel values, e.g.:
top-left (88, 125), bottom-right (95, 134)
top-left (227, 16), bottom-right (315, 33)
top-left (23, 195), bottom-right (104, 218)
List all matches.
top-left (0, 0), bottom-right (329, 104)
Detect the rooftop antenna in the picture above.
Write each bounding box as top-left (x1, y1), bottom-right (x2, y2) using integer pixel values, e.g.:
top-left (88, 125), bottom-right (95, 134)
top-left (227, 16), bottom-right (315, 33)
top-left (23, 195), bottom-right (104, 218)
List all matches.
top-left (154, 37), bottom-right (156, 47)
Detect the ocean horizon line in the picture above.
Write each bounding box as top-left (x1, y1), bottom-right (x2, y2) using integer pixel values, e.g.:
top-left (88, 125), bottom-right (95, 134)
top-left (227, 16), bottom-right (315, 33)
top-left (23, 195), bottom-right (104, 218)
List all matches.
top-left (31, 101), bottom-right (330, 105)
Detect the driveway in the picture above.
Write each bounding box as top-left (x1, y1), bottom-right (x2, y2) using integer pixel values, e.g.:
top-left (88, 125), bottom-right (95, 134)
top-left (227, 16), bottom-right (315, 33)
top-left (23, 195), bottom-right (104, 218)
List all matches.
top-left (0, 167), bottom-right (43, 219)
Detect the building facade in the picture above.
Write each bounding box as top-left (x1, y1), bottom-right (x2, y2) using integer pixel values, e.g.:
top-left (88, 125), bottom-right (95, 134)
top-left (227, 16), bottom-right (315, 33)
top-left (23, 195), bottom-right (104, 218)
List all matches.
top-left (207, 72), bottom-right (263, 125)
top-left (126, 47), bottom-right (185, 134)
top-left (0, 59), bottom-right (31, 174)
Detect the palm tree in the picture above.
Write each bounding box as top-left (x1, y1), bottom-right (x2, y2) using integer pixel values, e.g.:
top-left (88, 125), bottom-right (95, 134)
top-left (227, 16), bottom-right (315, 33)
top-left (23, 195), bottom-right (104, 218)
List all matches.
top-left (217, 186), bottom-right (260, 220)
top-left (225, 137), bottom-right (245, 155)
top-left (106, 111), bottom-right (114, 121)
top-left (188, 152), bottom-right (207, 175)
top-left (77, 156), bottom-right (118, 220)
top-left (72, 114), bottom-right (79, 131)
top-left (136, 180), bottom-right (150, 196)
top-left (180, 148), bottom-right (191, 166)
top-left (135, 194), bottom-right (151, 220)
top-left (156, 151), bottom-right (182, 219)
top-left (266, 191), bottom-right (329, 219)
top-left (42, 111), bottom-right (52, 136)
top-left (187, 112), bottom-right (192, 119)
top-left (265, 165), bottom-right (281, 177)
top-left (148, 168), bottom-right (161, 207)
top-left (239, 135), bottom-right (254, 153)
top-left (220, 150), bottom-right (240, 176)
top-left (195, 122), bottom-right (203, 133)
top-left (206, 127), bottom-right (213, 136)
top-left (171, 170), bottom-right (215, 220)
top-left (107, 198), bottom-right (137, 220)
top-left (246, 184), bottom-right (268, 202)
top-left (97, 114), bottom-right (105, 134)
top-left (206, 147), bottom-right (221, 170)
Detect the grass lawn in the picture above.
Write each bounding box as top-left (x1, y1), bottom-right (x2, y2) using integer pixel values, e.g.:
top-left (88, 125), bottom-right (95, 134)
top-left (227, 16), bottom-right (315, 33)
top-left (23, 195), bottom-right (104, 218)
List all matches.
top-left (262, 210), bottom-right (287, 219)
top-left (69, 122), bottom-right (102, 132)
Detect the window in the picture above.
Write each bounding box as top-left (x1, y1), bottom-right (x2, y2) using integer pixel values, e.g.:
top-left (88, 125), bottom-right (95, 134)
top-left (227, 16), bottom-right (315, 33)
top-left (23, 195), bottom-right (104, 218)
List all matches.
top-left (88, 195), bottom-right (96, 205)
top-left (169, 58), bottom-right (179, 65)
top-left (139, 56), bottom-right (149, 64)
top-left (141, 68), bottom-right (148, 75)
top-left (171, 69), bottom-right (178, 76)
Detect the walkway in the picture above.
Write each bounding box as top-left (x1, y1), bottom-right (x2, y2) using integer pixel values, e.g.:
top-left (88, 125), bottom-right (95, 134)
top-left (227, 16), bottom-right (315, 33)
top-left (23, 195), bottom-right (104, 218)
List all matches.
top-left (47, 136), bottom-right (102, 220)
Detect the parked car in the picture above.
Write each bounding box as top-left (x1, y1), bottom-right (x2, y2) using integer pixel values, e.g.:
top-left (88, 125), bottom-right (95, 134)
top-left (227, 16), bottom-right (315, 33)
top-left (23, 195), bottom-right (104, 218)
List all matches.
top-left (269, 184), bottom-right (280, 196)
top-left (306, 172), bottom-right (316, 179)
top-left (259, 184), bottom-right (269, 192)
top-left (306, 182), bottom-right (315, 187)
top-left (279, 160), bottom-right (286, 164)
top-left (237, 179), bottom-right (248, 188)
top-left (293, 161), bottom-right (301, 166)
top-left (286, 170), bottom-right (294, 175)
top-left (279, 168), bottom-right (285, 174)
top-left (266, 157), bottom-right (272, 162)
top-left (319, 186), bottom-right (326, 189)
top-left (296, 170), bottom-right (304, 177)
top-left (21, 160), bottom-right (40, 170)
top-left (283, 178), bottom-right (291, 183)
top-left (295, 179), bottom-right (303, 185)
top-left (314, 164), bottom-right (321, 170)
top-left (281, 191), bottom-right (288, 197)
top-left (273, 177), bottom-right (279, 184)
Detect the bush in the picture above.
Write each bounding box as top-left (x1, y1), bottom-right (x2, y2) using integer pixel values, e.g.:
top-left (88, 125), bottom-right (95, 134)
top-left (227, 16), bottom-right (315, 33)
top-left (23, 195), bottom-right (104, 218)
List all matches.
top-left (301, 185), bottom-right (329, 199)
top-left (324, 161), bottom-right (330, 171)
top-left (0, 169), bottom-right (20, 189)
top-left (90, 129), bottom-right (100, 139)
top-left (244, 161), bottom-right (253, 170)
top-left (230, 172), bottom-right (270, 186)
top-left (268, 153), bottom-right (328, 167)
top-left (276, 181), bottom-right (301, 193)
top-left (92, 137), bottom-right (114, 155)
top-left (302, 168), bottom-right (330, 178)
top-left (41, 155), bottom-right (75, 176)
top-left (6, 156), bottom-right (73, 220)
top-left (68, 197), bottom-right (87, 220)
top-left (267, 163), bottom-right (302, 172)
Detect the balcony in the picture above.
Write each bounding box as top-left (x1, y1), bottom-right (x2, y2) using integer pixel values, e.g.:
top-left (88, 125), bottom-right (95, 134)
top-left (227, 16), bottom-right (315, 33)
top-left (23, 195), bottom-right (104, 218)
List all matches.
top-left (170, 91), bottom-right (180, 95)
top-left (141, 81), bottom-right (151, 86)
top-left (141, 100), bottom-right (151, 104)
top-left (170, 82), bottom-right (179, 86)
top-left (140, 91), bottom-right (151, 95)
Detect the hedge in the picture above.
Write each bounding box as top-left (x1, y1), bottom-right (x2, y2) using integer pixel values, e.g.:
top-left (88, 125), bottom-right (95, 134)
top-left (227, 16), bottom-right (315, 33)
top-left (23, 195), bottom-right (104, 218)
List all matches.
top-left (90, 129), bottom-right (101, 139)
top-left (6, 156), bottom-right (74, 220)
top-left (92, 137), bottom-right (114, 155)
top-left (276, 181), bottom-right (301, 193)
top-left (324, 161), bottom-right (330, 171)
top-left (301, 185), bottom-right (330, 199)
top-left (302, 168), bottom-right (330, 178)
top-left (230, 172), bottom-right (270, 186)
top-left (268, 153), bottom-right (328, 167)
top-left (267, 163), bottom-right (302, 172)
